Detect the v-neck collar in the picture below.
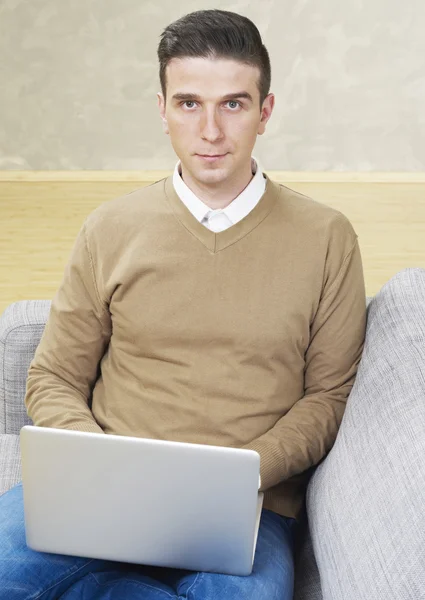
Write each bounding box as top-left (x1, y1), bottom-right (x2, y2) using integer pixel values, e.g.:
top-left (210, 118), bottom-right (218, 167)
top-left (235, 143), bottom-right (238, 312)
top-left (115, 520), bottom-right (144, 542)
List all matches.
top-left (172, 156), bottom-right (267, 225)
top-left (163, 173), bottom-right (281, 253)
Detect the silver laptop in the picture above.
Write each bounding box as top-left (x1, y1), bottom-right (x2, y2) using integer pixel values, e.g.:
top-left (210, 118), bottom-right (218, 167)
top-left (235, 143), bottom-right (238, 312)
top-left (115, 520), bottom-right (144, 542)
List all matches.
top-left (20, 425), bottom-right (263, 576)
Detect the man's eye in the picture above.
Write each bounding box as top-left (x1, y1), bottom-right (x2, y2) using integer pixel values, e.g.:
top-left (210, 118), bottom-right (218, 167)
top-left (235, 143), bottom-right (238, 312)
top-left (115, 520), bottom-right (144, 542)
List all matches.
top-left (181, 100), bottom-right (241, 109)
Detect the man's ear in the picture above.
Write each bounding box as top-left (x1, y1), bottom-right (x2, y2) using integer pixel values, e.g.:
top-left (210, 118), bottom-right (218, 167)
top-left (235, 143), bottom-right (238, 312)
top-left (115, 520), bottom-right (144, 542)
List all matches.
top-left (258, 93), bottom-right (275, 135)
top-left (157, 92), bottom-right (169, 135)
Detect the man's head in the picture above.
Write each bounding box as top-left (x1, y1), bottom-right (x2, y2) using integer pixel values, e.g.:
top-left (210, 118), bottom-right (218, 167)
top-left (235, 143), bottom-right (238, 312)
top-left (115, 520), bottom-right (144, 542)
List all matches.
top-left (157, 10), bottom-right (275, 191)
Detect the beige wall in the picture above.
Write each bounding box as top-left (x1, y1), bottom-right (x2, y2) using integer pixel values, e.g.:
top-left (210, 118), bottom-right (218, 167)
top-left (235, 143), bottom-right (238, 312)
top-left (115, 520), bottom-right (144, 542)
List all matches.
top-left (1, 0), bottom-right (425, 171)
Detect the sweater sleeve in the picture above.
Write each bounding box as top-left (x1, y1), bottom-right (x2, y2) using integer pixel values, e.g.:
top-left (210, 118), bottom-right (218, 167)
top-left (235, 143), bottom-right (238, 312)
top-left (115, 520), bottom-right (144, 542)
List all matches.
top-left (25, 220), bottom-right (110, 434)
top-left (243, 231), bottom-right (367, 491)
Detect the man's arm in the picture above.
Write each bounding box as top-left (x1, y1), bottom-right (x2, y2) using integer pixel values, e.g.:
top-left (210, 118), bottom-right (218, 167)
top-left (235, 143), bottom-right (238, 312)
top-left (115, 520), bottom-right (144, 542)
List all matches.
top-left (25, 220), bottom-right (111, 433)
top-left (243, 230), bottom-right (367, 491)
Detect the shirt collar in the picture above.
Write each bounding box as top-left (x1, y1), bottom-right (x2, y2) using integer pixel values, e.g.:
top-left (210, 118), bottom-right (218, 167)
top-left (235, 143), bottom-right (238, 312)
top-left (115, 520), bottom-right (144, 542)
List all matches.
top-left (172, 156), bottom-right (266, 225)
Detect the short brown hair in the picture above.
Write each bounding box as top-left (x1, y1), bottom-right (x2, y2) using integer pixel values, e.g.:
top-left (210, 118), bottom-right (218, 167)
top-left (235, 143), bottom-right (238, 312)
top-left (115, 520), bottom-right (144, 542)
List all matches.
top-left (157, 9), bottom-right (271, 109)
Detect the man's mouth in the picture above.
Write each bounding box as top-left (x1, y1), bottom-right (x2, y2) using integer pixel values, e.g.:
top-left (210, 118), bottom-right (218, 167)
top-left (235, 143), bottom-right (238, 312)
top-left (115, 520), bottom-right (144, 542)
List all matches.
top-left (196, 153), bottom-right (227, 162)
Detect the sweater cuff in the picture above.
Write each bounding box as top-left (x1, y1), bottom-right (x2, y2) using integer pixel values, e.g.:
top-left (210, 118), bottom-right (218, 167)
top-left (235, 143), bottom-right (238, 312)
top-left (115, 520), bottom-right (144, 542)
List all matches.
top-left (243, 438), bottom-right (286, 491)
top-left (67, 420), bottom-right (104, 435)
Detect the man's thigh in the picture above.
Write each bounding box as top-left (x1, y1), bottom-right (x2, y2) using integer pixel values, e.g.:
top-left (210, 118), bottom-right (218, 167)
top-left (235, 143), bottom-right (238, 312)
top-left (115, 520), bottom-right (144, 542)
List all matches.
top-left (1, 482), bottom-right (295, 600)
top-left (183, 509), bottom-right (297, 600)
top-left (0, 482), bottom-right (116, 600)
top-left (59, 508), bottom-right (296, 600)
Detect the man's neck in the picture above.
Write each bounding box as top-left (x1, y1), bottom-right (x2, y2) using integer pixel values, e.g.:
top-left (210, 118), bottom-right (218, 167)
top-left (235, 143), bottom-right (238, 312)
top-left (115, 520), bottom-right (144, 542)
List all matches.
top-left (179, 161), bottom-right (255, 210)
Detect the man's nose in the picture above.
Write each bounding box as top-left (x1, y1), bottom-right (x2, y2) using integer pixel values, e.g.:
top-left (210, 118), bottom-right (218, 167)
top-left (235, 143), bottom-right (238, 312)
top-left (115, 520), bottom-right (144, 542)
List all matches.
top-left (200, 108), bottom-right (224, 142)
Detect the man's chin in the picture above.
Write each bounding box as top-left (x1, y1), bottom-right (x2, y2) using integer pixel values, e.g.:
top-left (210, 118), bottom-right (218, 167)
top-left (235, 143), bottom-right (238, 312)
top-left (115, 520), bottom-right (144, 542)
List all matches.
top-left (190, 165), bottom-right (229, 184)
top-left (196, 172), bottom-right (229, 186)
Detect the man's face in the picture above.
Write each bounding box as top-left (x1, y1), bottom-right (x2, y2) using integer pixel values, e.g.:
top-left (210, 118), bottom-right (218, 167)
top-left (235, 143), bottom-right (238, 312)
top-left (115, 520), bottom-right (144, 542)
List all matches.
top-left (157, 57), bottom-right (274, 187)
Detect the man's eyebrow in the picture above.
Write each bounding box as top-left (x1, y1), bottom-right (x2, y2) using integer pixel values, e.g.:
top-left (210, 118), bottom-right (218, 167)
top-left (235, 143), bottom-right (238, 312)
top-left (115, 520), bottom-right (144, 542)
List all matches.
top-left (171, 92), bottom-right (253, 103)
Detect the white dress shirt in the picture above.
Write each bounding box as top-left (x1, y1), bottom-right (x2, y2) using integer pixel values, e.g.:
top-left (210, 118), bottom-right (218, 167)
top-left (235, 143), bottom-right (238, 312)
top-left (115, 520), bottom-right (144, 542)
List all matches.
top-left (173, 156), bottom-right (267, 233)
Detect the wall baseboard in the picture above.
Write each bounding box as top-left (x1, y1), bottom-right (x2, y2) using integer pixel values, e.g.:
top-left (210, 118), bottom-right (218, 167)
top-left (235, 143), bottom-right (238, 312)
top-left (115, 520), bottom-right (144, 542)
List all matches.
top-left (1, 171), bottom-right (425, 183)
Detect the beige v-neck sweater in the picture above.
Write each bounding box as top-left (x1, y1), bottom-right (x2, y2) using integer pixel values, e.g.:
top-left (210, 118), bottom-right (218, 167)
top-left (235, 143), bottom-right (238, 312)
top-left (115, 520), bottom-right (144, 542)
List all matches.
top-left (25, 174), bottom-right (366, 519)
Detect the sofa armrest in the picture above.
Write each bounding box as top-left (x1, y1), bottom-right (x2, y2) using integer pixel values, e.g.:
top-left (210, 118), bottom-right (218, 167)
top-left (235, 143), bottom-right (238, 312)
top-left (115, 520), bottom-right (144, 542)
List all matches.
top-left (0, 300), bottom-right (51, 434)
top-left (307, 268), bottom-right (425, 599)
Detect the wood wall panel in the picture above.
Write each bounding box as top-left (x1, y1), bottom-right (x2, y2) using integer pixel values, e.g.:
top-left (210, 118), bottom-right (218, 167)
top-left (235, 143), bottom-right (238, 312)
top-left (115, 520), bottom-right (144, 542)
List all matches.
top-left (1, 174), bottom-right (424, 315)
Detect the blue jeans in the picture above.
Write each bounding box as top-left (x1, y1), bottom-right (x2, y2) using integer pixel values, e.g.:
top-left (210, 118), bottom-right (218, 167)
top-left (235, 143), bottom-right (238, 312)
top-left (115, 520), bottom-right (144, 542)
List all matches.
top-left (0, 482), bottom-right (297, 599)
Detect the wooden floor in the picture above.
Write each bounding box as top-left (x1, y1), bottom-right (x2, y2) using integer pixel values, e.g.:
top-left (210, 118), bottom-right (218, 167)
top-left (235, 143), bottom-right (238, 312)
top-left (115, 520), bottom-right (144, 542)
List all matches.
top-left (1, 175), bottom-right (425, 315)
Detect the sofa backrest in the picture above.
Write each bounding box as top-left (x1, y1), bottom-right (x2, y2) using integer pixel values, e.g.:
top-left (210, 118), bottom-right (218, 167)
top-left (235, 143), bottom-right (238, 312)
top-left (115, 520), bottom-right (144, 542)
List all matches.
top-left (0, 300), bottom-right (51, 434)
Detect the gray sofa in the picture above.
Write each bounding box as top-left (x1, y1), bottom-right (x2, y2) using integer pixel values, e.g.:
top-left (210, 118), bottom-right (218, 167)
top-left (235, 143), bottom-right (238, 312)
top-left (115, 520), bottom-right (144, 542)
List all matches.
top-left (1, 267), bottom-right (424, 599)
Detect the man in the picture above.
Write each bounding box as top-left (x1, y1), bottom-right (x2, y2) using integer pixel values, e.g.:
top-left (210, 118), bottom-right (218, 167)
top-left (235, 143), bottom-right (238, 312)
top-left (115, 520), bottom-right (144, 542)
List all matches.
top-left (0, 8), bottom-right (366, 599)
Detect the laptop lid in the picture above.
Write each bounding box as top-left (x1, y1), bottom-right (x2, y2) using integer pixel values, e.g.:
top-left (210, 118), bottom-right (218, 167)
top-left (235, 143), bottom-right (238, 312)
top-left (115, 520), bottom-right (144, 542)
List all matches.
top-left (20, 426), bottom-right (263, 576)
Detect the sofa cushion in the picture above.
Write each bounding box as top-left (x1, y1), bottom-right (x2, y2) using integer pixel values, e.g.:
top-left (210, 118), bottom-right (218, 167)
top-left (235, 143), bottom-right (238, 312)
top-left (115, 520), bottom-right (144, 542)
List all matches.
top-left (307, 268), bottom-right (425, 599)
top-left (0, 434), bottom-right (22, 495)
top-left (0, 300), bottom-right (51, 434)
top-left (293, 508), bottom-right (323, 600)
